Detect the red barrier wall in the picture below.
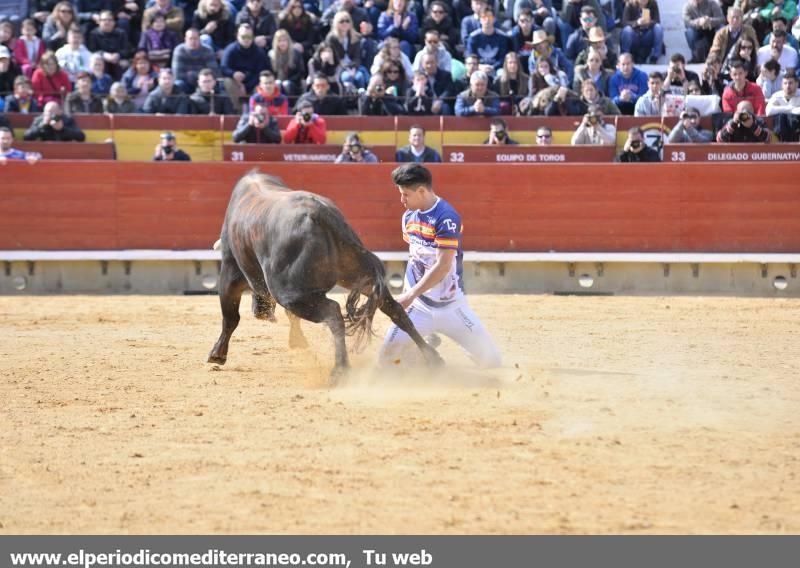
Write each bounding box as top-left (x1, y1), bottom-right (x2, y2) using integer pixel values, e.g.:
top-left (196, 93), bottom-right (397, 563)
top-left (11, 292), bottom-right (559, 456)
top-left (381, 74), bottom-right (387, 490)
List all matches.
top-left (1, 162), bottom-right (799, 252)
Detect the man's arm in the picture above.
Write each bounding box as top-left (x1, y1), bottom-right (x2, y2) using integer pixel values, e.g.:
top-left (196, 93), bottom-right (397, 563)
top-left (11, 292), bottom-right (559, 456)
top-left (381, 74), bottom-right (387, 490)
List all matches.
top-left (396, 248), bottom-right (457, 309)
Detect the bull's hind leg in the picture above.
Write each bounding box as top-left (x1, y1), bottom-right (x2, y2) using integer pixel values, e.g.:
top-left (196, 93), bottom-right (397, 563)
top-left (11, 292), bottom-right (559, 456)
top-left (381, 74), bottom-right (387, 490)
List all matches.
top-left (284, 294), bottom-right (348, 382)
top-left (379, 293), bottom-right (445, 367)
top-left (208, 259), bottom-right (248, 365)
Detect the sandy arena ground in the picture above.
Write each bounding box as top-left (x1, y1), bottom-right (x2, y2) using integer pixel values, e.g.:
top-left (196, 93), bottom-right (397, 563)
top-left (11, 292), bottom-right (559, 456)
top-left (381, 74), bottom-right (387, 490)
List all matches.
top-left (1, 294), bottom-right (799, 534)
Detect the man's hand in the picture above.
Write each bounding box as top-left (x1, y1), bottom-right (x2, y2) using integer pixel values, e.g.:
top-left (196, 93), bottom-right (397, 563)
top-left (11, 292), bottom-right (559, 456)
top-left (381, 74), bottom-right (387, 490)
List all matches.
top-left (255, 35), bottom-right (267, 48)
top-left (233, 71), bottom-right (246, 83)
top-left (620, 88), bottom-right (632, 101)
top-left (473, 98), bottom-right (485, 113)
top-left (204, 21), bottom-right (218, 33)
top-left (394, 290), bottom-right (415, 309)
top-left (432, 99), bottom-right (443, 113)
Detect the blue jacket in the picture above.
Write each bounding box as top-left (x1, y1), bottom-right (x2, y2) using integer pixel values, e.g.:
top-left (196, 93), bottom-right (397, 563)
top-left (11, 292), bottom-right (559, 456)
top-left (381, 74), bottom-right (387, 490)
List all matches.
top-left (221, 41), bottom-right (270, 93)
top-left (608, 67), bottom-right (648, 107)
top-left (528, 47), bottom-right (574, 84)
top-left (466, 30), bottom-right (510, 70)
top-left (377, 12), bottom-right (419, 44)
top-left (454, 88), bottom-right (500, 116)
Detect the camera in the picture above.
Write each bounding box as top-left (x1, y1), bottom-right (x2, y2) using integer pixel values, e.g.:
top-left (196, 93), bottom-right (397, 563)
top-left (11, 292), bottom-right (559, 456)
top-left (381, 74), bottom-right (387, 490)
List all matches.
top-left (161, 144), bottom-right (174, 154)
top-left (671, 64), bottom-right (681, 73)
top-left (630, 140), bottom-right (642, 150)
top-left (494, 130), bottom-right (506, 139)
top-left (50, 115), bottom-right (64, 124)
top-left (301, 112), bottom-right (312, 122)
top-left (253, 112), bottom-right (266, 123)
top-left (586, 114), bottom-right (599, 125)
top-left (739, 112), bottom-right (750, 122)
top-left (349, 144), bottom-right (362, 153)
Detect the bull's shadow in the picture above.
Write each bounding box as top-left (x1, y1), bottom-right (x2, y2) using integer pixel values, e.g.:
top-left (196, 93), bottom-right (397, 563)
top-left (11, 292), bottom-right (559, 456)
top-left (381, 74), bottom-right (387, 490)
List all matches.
top-left (207, 170), bottom-right (443, 384)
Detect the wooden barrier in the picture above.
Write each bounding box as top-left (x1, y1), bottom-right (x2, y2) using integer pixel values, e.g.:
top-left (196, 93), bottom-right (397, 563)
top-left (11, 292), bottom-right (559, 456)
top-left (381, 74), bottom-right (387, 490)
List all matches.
top-left (442, 144), bottom-right (616, 163)
top-left (223, 143), bottom-right (397, 162)
top-left (15, 141), bottom-right (116, 160)
top-left (664, 143), bottom-right (800, 162)
top-left (2, 162), bottom-right (799, 253)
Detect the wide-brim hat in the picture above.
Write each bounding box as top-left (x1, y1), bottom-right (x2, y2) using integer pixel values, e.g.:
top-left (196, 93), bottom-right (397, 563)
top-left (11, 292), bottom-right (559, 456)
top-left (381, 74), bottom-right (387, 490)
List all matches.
top-left (531, 29), bottom-right (549, 45)
top-left (587, 26), bottom-right (606, 43)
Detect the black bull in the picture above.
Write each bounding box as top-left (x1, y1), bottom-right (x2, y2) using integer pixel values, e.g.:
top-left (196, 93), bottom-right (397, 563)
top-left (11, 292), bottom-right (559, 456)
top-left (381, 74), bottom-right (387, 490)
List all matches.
top-left (208, 171), bottom-right (443, 380)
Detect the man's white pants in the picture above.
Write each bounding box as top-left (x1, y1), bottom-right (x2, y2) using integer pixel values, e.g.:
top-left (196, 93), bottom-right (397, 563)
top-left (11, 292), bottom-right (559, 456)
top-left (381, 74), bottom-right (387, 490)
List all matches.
top-left (378, 296), bottom-right (502, 368)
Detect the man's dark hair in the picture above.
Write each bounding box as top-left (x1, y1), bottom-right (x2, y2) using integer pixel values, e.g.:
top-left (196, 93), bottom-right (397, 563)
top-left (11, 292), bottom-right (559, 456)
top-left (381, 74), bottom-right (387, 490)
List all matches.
top-left (479, 5), bottom-right (494, 17)
top-left (648, 71), bottom-right (663, 81)
top-left (0, 126), bottom-right (14, 136)
top-left (772, 15), bottom-right (788, 24)
top-left (409, 124), bottom-right (426, 134)
top-left (490, 118), bottom-right (507, 129)
top-left (763, 59), bottom-right (781, 74)
top-left (259, 70), bottom-right (275, 79)
top-left (628, 126), bottom-right (643, 136)
top-left (669, 53), bottom-right (685, 65)
top-left (729, 60), bottom-right (746, 72)
top-left (391, 163), bottom-right (433, 189)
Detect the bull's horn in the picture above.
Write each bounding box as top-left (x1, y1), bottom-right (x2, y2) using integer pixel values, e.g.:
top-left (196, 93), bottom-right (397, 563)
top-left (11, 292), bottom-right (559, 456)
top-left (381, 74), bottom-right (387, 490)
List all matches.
top-left (212, 239), bottom-right (222, 251)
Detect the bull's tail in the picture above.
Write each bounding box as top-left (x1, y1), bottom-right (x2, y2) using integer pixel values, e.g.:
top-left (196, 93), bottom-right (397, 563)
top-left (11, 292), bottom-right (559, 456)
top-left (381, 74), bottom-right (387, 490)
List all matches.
top-left (344, 250), bottom-right (387, 352)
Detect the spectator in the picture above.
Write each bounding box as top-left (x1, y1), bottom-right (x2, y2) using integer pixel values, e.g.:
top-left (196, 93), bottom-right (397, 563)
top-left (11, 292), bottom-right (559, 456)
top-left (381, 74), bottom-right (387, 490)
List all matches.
top-left (716, 100), bottom-right (772, 142)
top-left (528, 29), bottom-right (573, 85)
top-left (484, 117), bottom-right (519, 144)
top-left (757, 29), bottom-right (799, 71)
top-left (572, 45), bottom-right (613, 95)
top-left (64, 70), bottom-right (104, 113)
top-left (142, 67), bottom-right (190, 113)
top-left (31, 51), bottom-right (71, 107)
top-left (0, 45), bottom-right (21, 101)
top-left (122, 51), bottom-right (158, 109)
top-left (377, 0), bottom-right (419, 59)
top-left (14, 18), bottom-right (46, 78)
top-left (297, 72), bottom-right (348, 114)
top-left (722, 60), bottom-right (766, 114)
top-left (420, 1), bottom-right (459, 57)
top-left (326, 10), bottom-right (369, 91)
top-left (321, 0), bottom-right (370, 35)
top-left (236, 0), bottom-right (277, 50)
top-left (634, 71), bottom-right (665, 116)
top-left (721, 36), bottom-right (758, 83)
top-left (248, 70), bottom-right (289, 115)
top-left (153, 131), bottom-right (191, 160)
top-left (579, 78), bottom-right (620, 114)
top-left (558, 0), bottom-right (605, 53)
top-left (710, 7), bottom-right (758, 60)
top-left (536, 125), bottom-right (553, 144)
top-left (306, 41), bottom-right (343, 94)
top-left (0, 126), bottom-right (41, 164)
top-left (413, 29), bottom-right (452, 73)
top-left (4, 75), bottom-right (40, 113)
top-left (465, 6), bottom-right (509, 74)
top-left (664, 53), bottom-right (701, 95)
top-left (762, 16), bottom-right (798, 51)
top-left (565, 5), bottom-right (601, 61)
top-left (683, 0), bottom-right (725, 63)
top-left (89, 53), bottom-right (113, 94)
top-left (396, 124), bottom-right (441, 162)
top-left (172, 28), bottom-right (220, 94)
top-left (455, 69), bottom-right (500, 116)
top-left (523, 0), bottom-right (557, 37)
top-left (138, 12), bottom-right (179, 69)
top-left (570, 103), bottom-right (616, 144)
top-left (766, 71), bottom-right (800, 115)
top-left (24, 100), bottom-right (86, 140)
top-left (88, 11), bottom-right (130, 80)
top-left (358, 73), bottom-right (405, 115)
top-left (232, 102), bottom-right (282, 143)
top-left (496, 51), bottom-right (529, 114)
top-left (221, 23), bottom-right (269, 108)
top-left (700, 53), bottom-right (724, 96)
top-left (55, 28), bottom-right (92, 84)
top-left (269, 29), bottom-right (305, 96)
top-left (192, 0), bottom-right (236, 56)
top-left (616, 126), bottom-right (661, 161)
top-left (141, 0), bottom-right (185, 36)
top-left (370, 36), bottom-right (413, 80)
top-left (42, 1), bottom-right (76, 51)
top-left (334, 132), bottom-right (379, 162)
top-left (114, 0), bottom-right (143, 46)
top-left (283, 98), bottom-right (327, 143)
top-left (531, 56), bottom-right (568, 96)
top-left (753, 0), bottom-right (798, 39)
top-left (510, 9), bottom-right (536, 72)
top-left (573, 26), bottom-right (616, 70)
top-left (757, 59), bottom-right (783, 99)
top-left (405, 70), bottom-right (435, 114)
top-left (608, 52), bottom-right (647, 115)
top-left (104, 81), bottom-right (137, 112)
top-left (667, 106), bottom-right (714, 142)
top-left (543, 83), bottom-right (584, 115)
top-left (278, 0), bottom-right (318, 57)
top-left (381, 60), bottom-right (409, 97)
top-left (419, 51), bottom-right (454, 114)
top-left (460, 0), bottom-right (486, 48)
top-left (189, 68), bottom-right (235, 114)
top-left (620, 0), bottom-right (663, 64)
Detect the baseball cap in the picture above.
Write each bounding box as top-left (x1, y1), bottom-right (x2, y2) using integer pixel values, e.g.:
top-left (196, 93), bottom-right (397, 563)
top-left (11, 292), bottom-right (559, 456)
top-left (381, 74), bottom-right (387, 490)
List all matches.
top-left (0, 46), bottom-right (10, 59)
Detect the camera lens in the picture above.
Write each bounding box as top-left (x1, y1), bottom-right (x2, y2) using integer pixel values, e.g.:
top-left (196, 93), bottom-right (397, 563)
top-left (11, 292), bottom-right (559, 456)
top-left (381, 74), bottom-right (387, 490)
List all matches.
top-left (302, 112), bottom-right (312, 122)
top-left (630, 140), bottom-right (642, 149)
top-left (162, 145), bottom-right (174, 154)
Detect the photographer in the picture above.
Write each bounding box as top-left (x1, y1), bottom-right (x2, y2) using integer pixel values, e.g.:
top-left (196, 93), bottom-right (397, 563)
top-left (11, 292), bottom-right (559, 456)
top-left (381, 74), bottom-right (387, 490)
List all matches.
top-left (283, 100), bottom-right (328, 144)
top-left (358, 74), bottom-right (405, 116)
top-left (334, 132), bottom-right (379, 163)
top-left (664, 53), bottom-right (700, 95)
top-left (23, 101), bottom-right (86, 142)
top-left (483, 118), bottom-right (519, 145)
top-left (232, 103), bottom-right (282, 144)
top-left (616, 127), bottom-right (660, 162)
top-left (716, 100), bottom-right (772, 143)
top-left (570, 104), bottom-right (616, 145)
top-left (153, 132), bottom-right (192, 161)
top-left (667, 106), bottom-right (714, 143)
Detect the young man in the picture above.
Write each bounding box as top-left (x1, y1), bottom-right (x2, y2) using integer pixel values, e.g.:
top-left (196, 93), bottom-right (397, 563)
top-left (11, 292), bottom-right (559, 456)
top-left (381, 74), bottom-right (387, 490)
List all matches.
top-left (0, 126), bottom-right (41, 164)
top-left (379, 163), bottom-right (501, 368)
top-left (396, 125), bottom-right (442, 163)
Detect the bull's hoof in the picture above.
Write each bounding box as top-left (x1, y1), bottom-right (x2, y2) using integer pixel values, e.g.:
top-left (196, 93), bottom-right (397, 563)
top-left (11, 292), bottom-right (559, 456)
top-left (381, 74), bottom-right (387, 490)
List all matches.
top-left (207, 354), bottom-right (227, 365)
top-left (252, 295), bottom-right (277, 322)
top-left (254, 312), bottom-right (277, 322)
top-left (328, 365), bottom-right (348, 386)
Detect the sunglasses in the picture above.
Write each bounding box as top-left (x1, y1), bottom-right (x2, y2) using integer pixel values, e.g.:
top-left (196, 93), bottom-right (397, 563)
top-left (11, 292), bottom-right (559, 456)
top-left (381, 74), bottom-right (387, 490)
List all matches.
top-left (537, 133), bottom-right (551, 138)
top-left (431, 8), bottom-right (444, 13)
top-left (740, 45), bottom-right (753, 50)
top-left (682, 114), bottom-right (699, 119)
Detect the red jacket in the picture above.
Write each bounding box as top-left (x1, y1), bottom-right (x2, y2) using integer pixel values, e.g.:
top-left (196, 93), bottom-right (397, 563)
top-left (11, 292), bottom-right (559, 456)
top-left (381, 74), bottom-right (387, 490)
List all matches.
top-left (722, 81), bottom-right (766, 115)
top-left (14, 38), bottom-right (46, 73)
top-left (31, 68), bottom-right (72, 106)
top-left (283, 115), bottom-right (327, 144)
top-left (248, 85), bottom-right (289, 116)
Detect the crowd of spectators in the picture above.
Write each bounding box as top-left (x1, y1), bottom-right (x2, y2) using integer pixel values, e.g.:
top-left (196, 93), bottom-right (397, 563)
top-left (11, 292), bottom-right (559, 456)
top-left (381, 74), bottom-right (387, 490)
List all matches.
top-left (1, 0), bottom-right (799, 146)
